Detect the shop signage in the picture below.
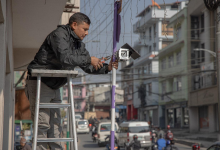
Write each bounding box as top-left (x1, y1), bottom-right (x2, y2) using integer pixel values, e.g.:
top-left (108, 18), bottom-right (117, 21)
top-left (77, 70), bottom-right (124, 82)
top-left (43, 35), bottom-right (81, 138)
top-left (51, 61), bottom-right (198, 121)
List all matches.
top-left (144, 106), bottom-right (158, 111)
top-left (166, 101), bottom-right (187, 109)
top-left (189, 87), bottom-right (217, 106)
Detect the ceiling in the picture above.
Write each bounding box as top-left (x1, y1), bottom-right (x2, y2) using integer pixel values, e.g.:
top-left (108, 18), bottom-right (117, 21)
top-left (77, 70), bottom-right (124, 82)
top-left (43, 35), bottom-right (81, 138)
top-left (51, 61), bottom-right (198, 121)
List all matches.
top-left (12, 0), bottom-right (67, 71)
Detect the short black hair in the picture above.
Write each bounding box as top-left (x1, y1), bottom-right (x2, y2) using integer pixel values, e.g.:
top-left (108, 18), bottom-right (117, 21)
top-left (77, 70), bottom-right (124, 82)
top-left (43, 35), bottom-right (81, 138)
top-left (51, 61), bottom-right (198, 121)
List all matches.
top-left (69, 12), bottom-right (91, 25)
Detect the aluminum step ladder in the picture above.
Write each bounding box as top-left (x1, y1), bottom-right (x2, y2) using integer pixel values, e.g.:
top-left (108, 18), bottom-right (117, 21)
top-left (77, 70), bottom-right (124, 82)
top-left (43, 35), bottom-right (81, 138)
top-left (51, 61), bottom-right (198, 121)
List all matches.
top-left (30, 69), bottom-right (79, 150)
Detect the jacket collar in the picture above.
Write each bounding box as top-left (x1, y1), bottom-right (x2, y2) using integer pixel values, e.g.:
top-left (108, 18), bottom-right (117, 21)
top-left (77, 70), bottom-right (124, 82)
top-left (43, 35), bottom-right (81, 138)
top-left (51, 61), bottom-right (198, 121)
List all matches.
top-left (66, 24), bottom-right (81, 42)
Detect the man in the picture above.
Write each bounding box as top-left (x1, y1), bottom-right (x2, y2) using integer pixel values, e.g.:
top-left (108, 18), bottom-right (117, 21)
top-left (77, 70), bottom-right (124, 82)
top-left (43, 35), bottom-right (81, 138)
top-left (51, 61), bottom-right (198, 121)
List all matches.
top-left (19, 138), bottom-right (32, 150)
top-left (25, 12), bottom-right (118, 150)
top-left (156, 134), bottom-right (166, 150)
top-left (128, 135), bottom-right (141, 150)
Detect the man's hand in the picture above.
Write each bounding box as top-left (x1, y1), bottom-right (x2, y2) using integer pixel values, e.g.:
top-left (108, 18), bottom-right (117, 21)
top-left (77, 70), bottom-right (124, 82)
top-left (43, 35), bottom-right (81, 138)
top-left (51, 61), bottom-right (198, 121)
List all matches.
top-left (108, 57), bottom-right (118, 71)
top-left (91, 56), bottom-right (103, 70)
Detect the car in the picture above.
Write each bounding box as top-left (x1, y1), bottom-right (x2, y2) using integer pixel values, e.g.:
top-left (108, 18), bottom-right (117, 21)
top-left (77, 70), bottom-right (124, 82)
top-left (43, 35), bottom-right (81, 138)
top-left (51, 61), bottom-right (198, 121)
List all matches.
top-left (207, 141), bottom-right (220, 150)
top-left (116, 121), bottom-right (151, 150)
top-left (76, 119), bottom-right (90, 134)
top-left (75, 114), bottom-right (82, 122)
top-left (96, 120), bottom-right (119, 147)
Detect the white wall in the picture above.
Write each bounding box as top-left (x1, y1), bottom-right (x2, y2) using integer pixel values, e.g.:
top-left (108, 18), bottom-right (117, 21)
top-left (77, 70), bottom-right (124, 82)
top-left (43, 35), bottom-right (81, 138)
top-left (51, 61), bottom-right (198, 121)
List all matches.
top-left (0, 0), bottom-right (14, 149)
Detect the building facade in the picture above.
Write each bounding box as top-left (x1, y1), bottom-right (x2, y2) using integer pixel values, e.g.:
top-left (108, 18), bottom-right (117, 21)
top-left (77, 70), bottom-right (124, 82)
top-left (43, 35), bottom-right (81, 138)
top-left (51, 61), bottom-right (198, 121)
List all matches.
top-left (132, 1), bottom-right (187, 127)
top-left (187, 0), bottom-right (218, 132)
top-left (158, 6), bottom-right (189, 129)
top-left (121, 60), bottom-right (137, 120)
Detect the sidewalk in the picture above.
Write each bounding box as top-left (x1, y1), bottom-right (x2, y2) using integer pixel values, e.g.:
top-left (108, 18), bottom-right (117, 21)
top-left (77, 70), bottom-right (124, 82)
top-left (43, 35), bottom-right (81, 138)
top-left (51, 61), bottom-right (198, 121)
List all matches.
top-left (172, 129), bottom-right (218, 148)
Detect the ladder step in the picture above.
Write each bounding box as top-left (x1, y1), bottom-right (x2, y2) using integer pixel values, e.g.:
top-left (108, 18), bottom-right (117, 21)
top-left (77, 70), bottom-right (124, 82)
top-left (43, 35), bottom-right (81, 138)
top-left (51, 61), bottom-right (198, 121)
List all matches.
top-left (37, 138), bottom-right (74, 142)
top-left (39, 103), bottom-right (71, 108)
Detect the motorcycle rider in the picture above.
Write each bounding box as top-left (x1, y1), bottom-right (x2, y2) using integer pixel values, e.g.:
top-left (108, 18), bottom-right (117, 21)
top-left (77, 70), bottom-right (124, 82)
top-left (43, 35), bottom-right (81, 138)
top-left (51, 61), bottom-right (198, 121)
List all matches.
top-left (128, 135), bottom-right (141, 150)
top-left (156, 134), bottom-right (166, 150)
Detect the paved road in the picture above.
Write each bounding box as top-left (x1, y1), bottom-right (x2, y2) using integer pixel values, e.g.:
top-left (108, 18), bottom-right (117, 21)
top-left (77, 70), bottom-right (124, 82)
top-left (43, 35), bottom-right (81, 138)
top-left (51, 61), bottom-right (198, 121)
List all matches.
top-left (77, 133), bottom-right (207, 150)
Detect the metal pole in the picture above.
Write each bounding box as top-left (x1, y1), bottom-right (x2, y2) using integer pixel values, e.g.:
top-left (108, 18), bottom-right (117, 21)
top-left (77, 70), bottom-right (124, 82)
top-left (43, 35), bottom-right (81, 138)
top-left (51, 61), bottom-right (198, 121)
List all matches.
top-left (111, 1), bottom-right (117, 150)
top-left (66, 109), bottom-right (70, 150)
top-left (68, 75), bottom-right (78, 150)
top-left (216, 6), bottom-right (220, 140)
top-left (32, 74), bottom-right (41, 150)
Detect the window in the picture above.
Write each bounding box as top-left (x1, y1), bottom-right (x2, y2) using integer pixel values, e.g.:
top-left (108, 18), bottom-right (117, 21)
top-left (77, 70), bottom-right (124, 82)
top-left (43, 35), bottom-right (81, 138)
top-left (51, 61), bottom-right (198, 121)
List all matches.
top-left (119, 127), bottom-right (129, 133)
top-left (161, 58), bottom-right (166, 70)
top-left (78, 121), bottom-right (87, 125)
top-left (169, 55), bottom-right (174, 67)
top-left (201, 43), bottom-right (205, 62)
top-left (177, 77), bottom-right (182, 91)
top-left (149, 27), bottom-right (152, 41)
top-left (191, 16), bottom-right (199, 39)
top-left (128, 126), bottom-right (149, 133)
top-left (176, 26), bottom-right (181, 40)
top-left (176, 51), bottom-right (181, 65)
top-left (154, 24), bottom-right (156, 37)
top-left (100, 124), bottom-right (117, 132)
top-left (148, 83), bottom-right (152, 96)
top-left (201, 14), bottom-right (204, 32)
top-left (171, 3), bottom-right (179, 9)
top-left (149, 46), bottom-right (152, 53)
top-left (74, 88), bottom-right (81, 96)
top-left (162, 81), bottom-right (166, 100)
top-left (144, 66), bottom-right (147, 74)
top-left (153, 43), bottom-right (156, 48)
top-left (148, 63), bottom-right (152, 74)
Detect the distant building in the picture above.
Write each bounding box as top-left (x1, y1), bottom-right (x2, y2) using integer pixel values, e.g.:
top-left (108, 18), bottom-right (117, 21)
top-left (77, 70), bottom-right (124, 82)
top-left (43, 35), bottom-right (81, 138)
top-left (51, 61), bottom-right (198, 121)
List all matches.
top-left (187, 0), bottom-right (217, 133)
top-left (158, 5), bottom-right (189, 129)
top-left (129, 1), bottom-right (187, 126)
top-left (88, 87), bottom-right (124, 119)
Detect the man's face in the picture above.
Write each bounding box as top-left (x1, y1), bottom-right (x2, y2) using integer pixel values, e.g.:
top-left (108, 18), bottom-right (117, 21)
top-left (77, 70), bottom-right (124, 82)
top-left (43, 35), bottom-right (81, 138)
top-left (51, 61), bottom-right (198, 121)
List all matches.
top-left (20, 142), bottom-right (25, 147)
top-left (71, 22), bottom-right (90, 40)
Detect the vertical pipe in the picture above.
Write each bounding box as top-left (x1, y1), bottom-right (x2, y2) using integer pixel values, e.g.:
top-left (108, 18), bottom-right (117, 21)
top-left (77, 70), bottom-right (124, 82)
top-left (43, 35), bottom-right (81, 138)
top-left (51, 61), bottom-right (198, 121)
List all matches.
top-left (68, 75), bottom-right (78, 150)
top-left (111, 1), bottom-right (117, 150)
top-left (32, 74), bottom-right (41, 150)
top-left (66, 109), bottom-right (69, 150)
top-left (217, 6), bottom-right (220, 139)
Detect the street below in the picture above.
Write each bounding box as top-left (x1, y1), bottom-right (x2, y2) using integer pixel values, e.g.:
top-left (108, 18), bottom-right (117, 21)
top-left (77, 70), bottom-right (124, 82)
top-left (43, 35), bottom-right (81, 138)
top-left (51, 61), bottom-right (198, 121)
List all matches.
top-left (76, 133), bottom-right (207, 150)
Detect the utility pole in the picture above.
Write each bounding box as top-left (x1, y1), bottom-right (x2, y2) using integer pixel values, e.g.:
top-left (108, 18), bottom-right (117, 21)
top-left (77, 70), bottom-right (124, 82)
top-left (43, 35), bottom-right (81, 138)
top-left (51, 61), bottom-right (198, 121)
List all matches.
top-left (217, 6), bottom-right (220, 140)
top-left (111, 1), bottom-right (122, 150)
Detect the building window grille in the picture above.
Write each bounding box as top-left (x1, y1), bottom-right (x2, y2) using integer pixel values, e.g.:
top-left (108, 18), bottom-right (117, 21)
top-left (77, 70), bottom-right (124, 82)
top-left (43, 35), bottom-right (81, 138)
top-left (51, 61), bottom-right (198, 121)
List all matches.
top-left (169, 55), bottom-right (174, 67)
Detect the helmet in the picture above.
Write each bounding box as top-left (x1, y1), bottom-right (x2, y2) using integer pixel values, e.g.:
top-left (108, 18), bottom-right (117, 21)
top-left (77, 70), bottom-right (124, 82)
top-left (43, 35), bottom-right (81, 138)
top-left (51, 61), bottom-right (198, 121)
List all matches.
top-left (133, 135), bottom-right (138, 140)
top-left (167, 125), bottom-right (170, 130)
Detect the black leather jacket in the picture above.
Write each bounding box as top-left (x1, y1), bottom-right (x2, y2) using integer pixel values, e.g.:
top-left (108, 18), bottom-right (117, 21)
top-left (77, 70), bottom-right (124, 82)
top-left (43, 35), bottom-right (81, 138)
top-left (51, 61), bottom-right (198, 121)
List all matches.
top-left (27, 24), bottom-right (109, 89)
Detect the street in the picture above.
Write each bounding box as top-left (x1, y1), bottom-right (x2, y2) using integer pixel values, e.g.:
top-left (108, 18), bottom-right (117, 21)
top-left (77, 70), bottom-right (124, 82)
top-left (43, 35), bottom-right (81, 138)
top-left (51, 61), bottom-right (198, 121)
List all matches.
top-left (77, 133), bottom-right (207, 150)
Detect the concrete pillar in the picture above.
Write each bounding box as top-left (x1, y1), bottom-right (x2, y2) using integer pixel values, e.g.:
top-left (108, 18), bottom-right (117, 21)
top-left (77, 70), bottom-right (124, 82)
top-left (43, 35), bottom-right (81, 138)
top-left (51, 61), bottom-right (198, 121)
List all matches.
top-left (189, 107), bottom-right (199, 132)
top-left (0, 0), bottom-right (6, 149)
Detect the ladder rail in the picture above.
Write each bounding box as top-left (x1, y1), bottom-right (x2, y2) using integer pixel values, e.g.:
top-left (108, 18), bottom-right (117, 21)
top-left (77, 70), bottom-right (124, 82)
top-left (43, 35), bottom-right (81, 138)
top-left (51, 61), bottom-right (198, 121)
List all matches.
top-left (68, 75), bottom-right (78, 150)
top-left (32, 74), bottom-right (41, 150)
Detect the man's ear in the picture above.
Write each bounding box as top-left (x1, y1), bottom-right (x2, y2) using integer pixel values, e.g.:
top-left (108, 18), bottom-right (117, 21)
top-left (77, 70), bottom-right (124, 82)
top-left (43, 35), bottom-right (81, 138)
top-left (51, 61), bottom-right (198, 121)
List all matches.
top-left (71, 22), bottom-right (77, 30)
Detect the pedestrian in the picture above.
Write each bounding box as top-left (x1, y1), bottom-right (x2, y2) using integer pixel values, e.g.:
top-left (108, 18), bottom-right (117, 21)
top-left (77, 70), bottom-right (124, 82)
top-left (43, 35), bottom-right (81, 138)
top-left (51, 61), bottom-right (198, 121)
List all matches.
top-left (19, 137), bottom-right (32, 150)
top-left (25, 12), bottom-right (118, 150)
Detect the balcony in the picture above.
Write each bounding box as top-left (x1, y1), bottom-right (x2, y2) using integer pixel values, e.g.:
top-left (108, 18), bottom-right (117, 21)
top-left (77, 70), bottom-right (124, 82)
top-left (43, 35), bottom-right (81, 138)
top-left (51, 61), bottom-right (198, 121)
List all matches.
top-left (133, 8), bottom-right (179, 33)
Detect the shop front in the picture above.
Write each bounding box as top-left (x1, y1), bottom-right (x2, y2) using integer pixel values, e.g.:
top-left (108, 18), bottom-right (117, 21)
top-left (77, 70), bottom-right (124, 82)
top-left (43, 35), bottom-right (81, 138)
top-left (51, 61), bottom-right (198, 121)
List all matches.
top-left (143, 106), bottom-right (159, 127)
top-left (127, 100), bottom-right (138, 120)
top-left (189, 86), bottom-right (218, 132)
top-left (165, 101), bottom-right (189, 128)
